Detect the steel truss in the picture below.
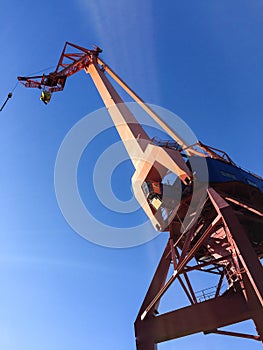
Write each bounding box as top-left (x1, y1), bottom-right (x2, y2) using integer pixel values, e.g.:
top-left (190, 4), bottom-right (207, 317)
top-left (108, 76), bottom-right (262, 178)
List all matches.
top-left (135, 187), bottom-right (263, 349)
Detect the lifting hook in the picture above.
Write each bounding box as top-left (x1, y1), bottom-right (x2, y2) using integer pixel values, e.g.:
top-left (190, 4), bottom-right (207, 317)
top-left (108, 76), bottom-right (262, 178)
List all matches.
top-left (0, 92), bottom-right (12, 112)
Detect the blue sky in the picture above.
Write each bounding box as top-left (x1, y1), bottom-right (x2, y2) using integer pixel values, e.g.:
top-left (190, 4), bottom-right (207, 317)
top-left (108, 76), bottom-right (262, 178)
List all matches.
top-left (0, 1), bottom-right (263, 349)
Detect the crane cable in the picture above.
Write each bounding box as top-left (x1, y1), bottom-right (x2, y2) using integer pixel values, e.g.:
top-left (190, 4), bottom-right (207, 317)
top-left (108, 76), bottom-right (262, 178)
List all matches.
top-left (0, 82), bottom-right (18, 112)
top-left (0, 65), bottom-right (56, 112)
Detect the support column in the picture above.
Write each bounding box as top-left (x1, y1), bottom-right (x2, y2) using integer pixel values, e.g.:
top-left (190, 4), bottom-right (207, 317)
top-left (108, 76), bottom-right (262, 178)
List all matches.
top-left (208, 188), bottom-right (263, 342)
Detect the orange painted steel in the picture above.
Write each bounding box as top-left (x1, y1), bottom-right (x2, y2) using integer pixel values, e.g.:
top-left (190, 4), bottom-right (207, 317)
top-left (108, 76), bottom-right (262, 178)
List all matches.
top-left (18, 42), bottom-right (263, 348)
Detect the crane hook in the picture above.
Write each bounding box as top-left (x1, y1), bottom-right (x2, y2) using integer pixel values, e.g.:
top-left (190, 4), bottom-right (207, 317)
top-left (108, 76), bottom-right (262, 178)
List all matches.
top-left (0, 92), bottom-right (12, 112)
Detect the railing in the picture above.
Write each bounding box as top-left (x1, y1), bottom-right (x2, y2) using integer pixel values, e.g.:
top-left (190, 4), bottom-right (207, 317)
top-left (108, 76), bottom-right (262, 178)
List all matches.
top-left (195, 284), bottom-right (227, 302)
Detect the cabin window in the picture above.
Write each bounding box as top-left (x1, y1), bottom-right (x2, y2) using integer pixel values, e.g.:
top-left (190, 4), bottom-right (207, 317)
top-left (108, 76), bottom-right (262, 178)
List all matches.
top-left (220, 170), bottom-right (237, 180)
top-left (247, 179), bottom-right (258, 188)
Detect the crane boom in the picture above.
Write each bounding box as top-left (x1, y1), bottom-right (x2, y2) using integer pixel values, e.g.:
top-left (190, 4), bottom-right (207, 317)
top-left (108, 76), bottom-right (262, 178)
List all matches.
top-left (18, 42), bottom-right (195, 230)
top-left (17, 42), bottom-right (263, 234)
top-left (18, 42), bottom-right (263, 347)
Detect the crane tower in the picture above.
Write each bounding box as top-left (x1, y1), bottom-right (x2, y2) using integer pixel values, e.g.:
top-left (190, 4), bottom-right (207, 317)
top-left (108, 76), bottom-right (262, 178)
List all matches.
top-left (18, 42), bottom-right (263, 349)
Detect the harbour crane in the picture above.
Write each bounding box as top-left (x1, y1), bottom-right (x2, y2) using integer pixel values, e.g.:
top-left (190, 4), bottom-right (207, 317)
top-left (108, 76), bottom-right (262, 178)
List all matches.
top-left (18, 42), bottom-right (263, 349)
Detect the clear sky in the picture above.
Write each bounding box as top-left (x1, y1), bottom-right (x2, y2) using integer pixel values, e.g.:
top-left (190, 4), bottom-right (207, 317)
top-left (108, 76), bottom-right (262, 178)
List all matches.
top-left (0, 1), bottom-right (263, 349)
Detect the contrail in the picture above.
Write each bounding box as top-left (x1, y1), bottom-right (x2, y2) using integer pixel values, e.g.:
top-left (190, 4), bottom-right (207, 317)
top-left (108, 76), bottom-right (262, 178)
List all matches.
top-left (77, 0), bottom-right (160, 102)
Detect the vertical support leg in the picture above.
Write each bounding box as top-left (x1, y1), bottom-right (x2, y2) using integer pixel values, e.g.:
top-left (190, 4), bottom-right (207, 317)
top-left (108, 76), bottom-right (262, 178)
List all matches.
top-left (135, 338), bottom-right (157, 350)
top-left (136, 241), bottom-right (171, 321)
top-left (208, 187), bottom-right (263, 342)
top-left (242, 274), bottom-right (263, 343)
top-left (135, 240), bottom-right (172, 350)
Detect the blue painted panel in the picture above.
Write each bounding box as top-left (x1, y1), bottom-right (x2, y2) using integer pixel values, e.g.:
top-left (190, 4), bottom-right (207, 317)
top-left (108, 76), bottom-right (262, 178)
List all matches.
top-left (189, 156), bottom-right (263, 194)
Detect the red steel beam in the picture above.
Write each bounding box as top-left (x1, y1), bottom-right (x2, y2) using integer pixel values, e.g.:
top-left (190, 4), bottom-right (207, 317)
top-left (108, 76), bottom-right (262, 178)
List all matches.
top-left (208, 329), bottom-right (260, 341)
top-left (135, 242), bottom-right (172, 323)
top-left (140, 215), bottom-right (222, 320)
top-left (208, 188), bottom-right (263, 307)
top-left (135, 290), bottom-right (251, 345)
